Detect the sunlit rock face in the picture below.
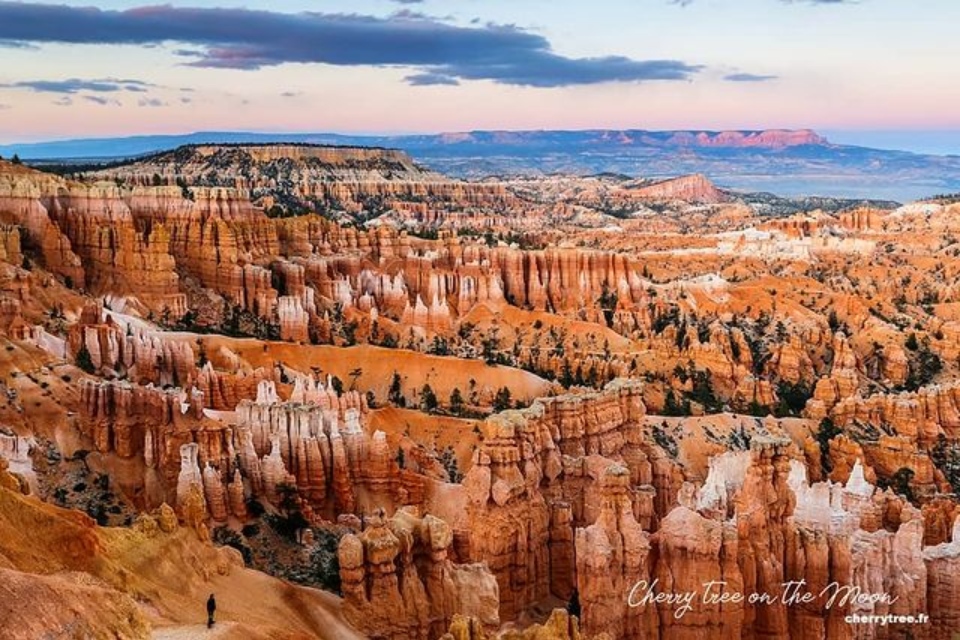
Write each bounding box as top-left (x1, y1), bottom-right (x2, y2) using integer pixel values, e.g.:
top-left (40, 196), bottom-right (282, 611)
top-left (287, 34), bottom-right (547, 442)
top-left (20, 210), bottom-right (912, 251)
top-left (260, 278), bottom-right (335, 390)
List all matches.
top-left (3, 148), bottom-right (960, 640)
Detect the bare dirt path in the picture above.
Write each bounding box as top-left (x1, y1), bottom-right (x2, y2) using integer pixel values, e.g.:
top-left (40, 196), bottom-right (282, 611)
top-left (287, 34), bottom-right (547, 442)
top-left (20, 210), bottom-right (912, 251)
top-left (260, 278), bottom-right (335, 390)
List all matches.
top-left (152, 622), bottom-right (238, 639)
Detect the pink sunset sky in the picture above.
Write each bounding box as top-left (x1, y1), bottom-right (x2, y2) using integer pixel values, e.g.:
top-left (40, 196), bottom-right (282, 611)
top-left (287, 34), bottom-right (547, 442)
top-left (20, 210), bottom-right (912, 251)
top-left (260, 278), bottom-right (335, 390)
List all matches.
top-left (0, 0), bottom-right (957, 151)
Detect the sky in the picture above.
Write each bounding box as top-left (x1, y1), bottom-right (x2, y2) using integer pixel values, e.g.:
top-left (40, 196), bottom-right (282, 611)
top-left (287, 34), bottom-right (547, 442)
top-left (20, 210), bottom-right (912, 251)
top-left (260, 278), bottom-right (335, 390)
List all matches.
top-left (0, 0), bottom-right (958, 150)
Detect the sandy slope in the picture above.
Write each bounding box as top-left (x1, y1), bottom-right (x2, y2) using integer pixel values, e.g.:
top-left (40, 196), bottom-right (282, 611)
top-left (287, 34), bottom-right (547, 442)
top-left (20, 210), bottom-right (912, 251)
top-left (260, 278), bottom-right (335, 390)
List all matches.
top-left (216, 341), bottom-right (554, 404)
top-left (0, 481), bottom-right (363, 640)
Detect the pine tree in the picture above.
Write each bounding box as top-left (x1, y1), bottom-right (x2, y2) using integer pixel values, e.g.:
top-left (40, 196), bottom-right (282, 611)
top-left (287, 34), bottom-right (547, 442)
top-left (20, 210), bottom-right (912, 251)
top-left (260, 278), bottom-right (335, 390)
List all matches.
top-left (449, 387), bottom-right (465, 416)
top-left (388, 371), bottom-right (405, 407)
top-left (493, 386), bottom-right (512, 412)
top-left (420, 384), bottom-right (438, 413)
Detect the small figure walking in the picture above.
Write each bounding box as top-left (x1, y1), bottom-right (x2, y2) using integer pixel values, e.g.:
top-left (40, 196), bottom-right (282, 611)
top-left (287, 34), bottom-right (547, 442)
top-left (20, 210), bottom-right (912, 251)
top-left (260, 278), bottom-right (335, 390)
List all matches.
top-left (206, 593), bottom-right (217, 629)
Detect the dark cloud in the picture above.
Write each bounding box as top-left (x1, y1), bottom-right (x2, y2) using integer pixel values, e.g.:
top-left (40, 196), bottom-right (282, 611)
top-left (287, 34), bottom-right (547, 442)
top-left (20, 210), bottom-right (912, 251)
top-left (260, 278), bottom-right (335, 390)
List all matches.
top-left (1, 77), bottom-right (154, 94)
top-left (724, 73), bottom-right (778, 82)
top-left (0, 2), bottom-right (701, 87)
top-left (52, 96), bottom-right (72, 106)
top-left (280, 91), bottom-right (301, 97)
top-left (0, 40), bottom-right (38, 49)
top-left (137, 97), bottom-right (167, 107)
top-left (83, 95), bottom-right (120, 105)
top-left (391, 0), bottom-right (424, 4)
top-left (391, 9), bottom-right (431, 20)
top-left (405, 73), bottom-right (460, 86)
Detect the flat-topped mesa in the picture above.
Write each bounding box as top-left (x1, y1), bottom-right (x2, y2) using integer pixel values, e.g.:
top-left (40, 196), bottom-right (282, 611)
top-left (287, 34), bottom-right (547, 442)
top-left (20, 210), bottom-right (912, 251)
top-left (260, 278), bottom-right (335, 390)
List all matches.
top-left (626, 174), bottom-right (725, 203)
top-left (91, 144), bottom-right (517, 223)
top-left (95, 144), bottom-right (432, 179)
top-left (667, 128), bottom-right (827, 149)
top-left (192, 144), bottom-right (420, 165)
top-left (95, 143), bottom-right (442, 190)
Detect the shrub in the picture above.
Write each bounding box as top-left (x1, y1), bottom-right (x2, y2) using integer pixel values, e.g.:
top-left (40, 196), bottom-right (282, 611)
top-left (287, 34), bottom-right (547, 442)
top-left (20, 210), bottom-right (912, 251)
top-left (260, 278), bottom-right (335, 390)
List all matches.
top-left (652, 421), bottom-right (679, 458)
top-left (816, 418), bottom-right (842, 474)
top-left (775, 381), bottom-right (812, 417)
top-left (213, 526), bottom-right (252, 565)
top-left (905, 332), bottom-right (919, 351)
top-left (903, 338), bottom-right (942, 391)
top-left (245, 498), bottom-right (265, 518)
top-left (306, 529), bottom-right (343, 594)
top-left (878, 467), bottom-right (916, 503)
top-left (662, 390), bottom-right (691, 417)
top-left (439, 447), bottom-right (462, 483)
top-left (75, 343), bottom-right (96, 374)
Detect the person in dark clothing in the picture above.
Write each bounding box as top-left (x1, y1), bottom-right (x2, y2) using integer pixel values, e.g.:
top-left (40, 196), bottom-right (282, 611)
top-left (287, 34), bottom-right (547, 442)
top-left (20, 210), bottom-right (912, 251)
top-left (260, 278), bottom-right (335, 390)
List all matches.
top-left (206, 594), bottom-right (216, 628)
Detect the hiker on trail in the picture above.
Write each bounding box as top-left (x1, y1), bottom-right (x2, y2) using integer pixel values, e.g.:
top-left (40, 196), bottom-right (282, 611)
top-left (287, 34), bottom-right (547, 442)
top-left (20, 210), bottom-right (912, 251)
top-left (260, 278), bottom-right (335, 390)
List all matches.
top-left (206, 593), bottom-right (217, 628)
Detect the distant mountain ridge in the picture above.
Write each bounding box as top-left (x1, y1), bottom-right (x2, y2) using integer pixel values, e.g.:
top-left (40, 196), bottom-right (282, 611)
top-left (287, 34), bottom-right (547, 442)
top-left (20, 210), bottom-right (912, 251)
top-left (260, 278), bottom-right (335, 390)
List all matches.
top-left (438, 128), bottom-right (828, 149)
top-left (2, 128), bottom-right (958, 201)
top-left (2, 128), bottom-right (829, 159)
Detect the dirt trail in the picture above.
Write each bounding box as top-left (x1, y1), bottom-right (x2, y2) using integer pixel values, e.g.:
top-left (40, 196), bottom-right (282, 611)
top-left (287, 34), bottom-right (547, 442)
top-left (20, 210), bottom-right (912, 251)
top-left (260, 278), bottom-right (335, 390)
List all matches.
top-left (152, 622), bottom-right (238, 639)
top-left (152, 619), bottom-right (362, 640)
